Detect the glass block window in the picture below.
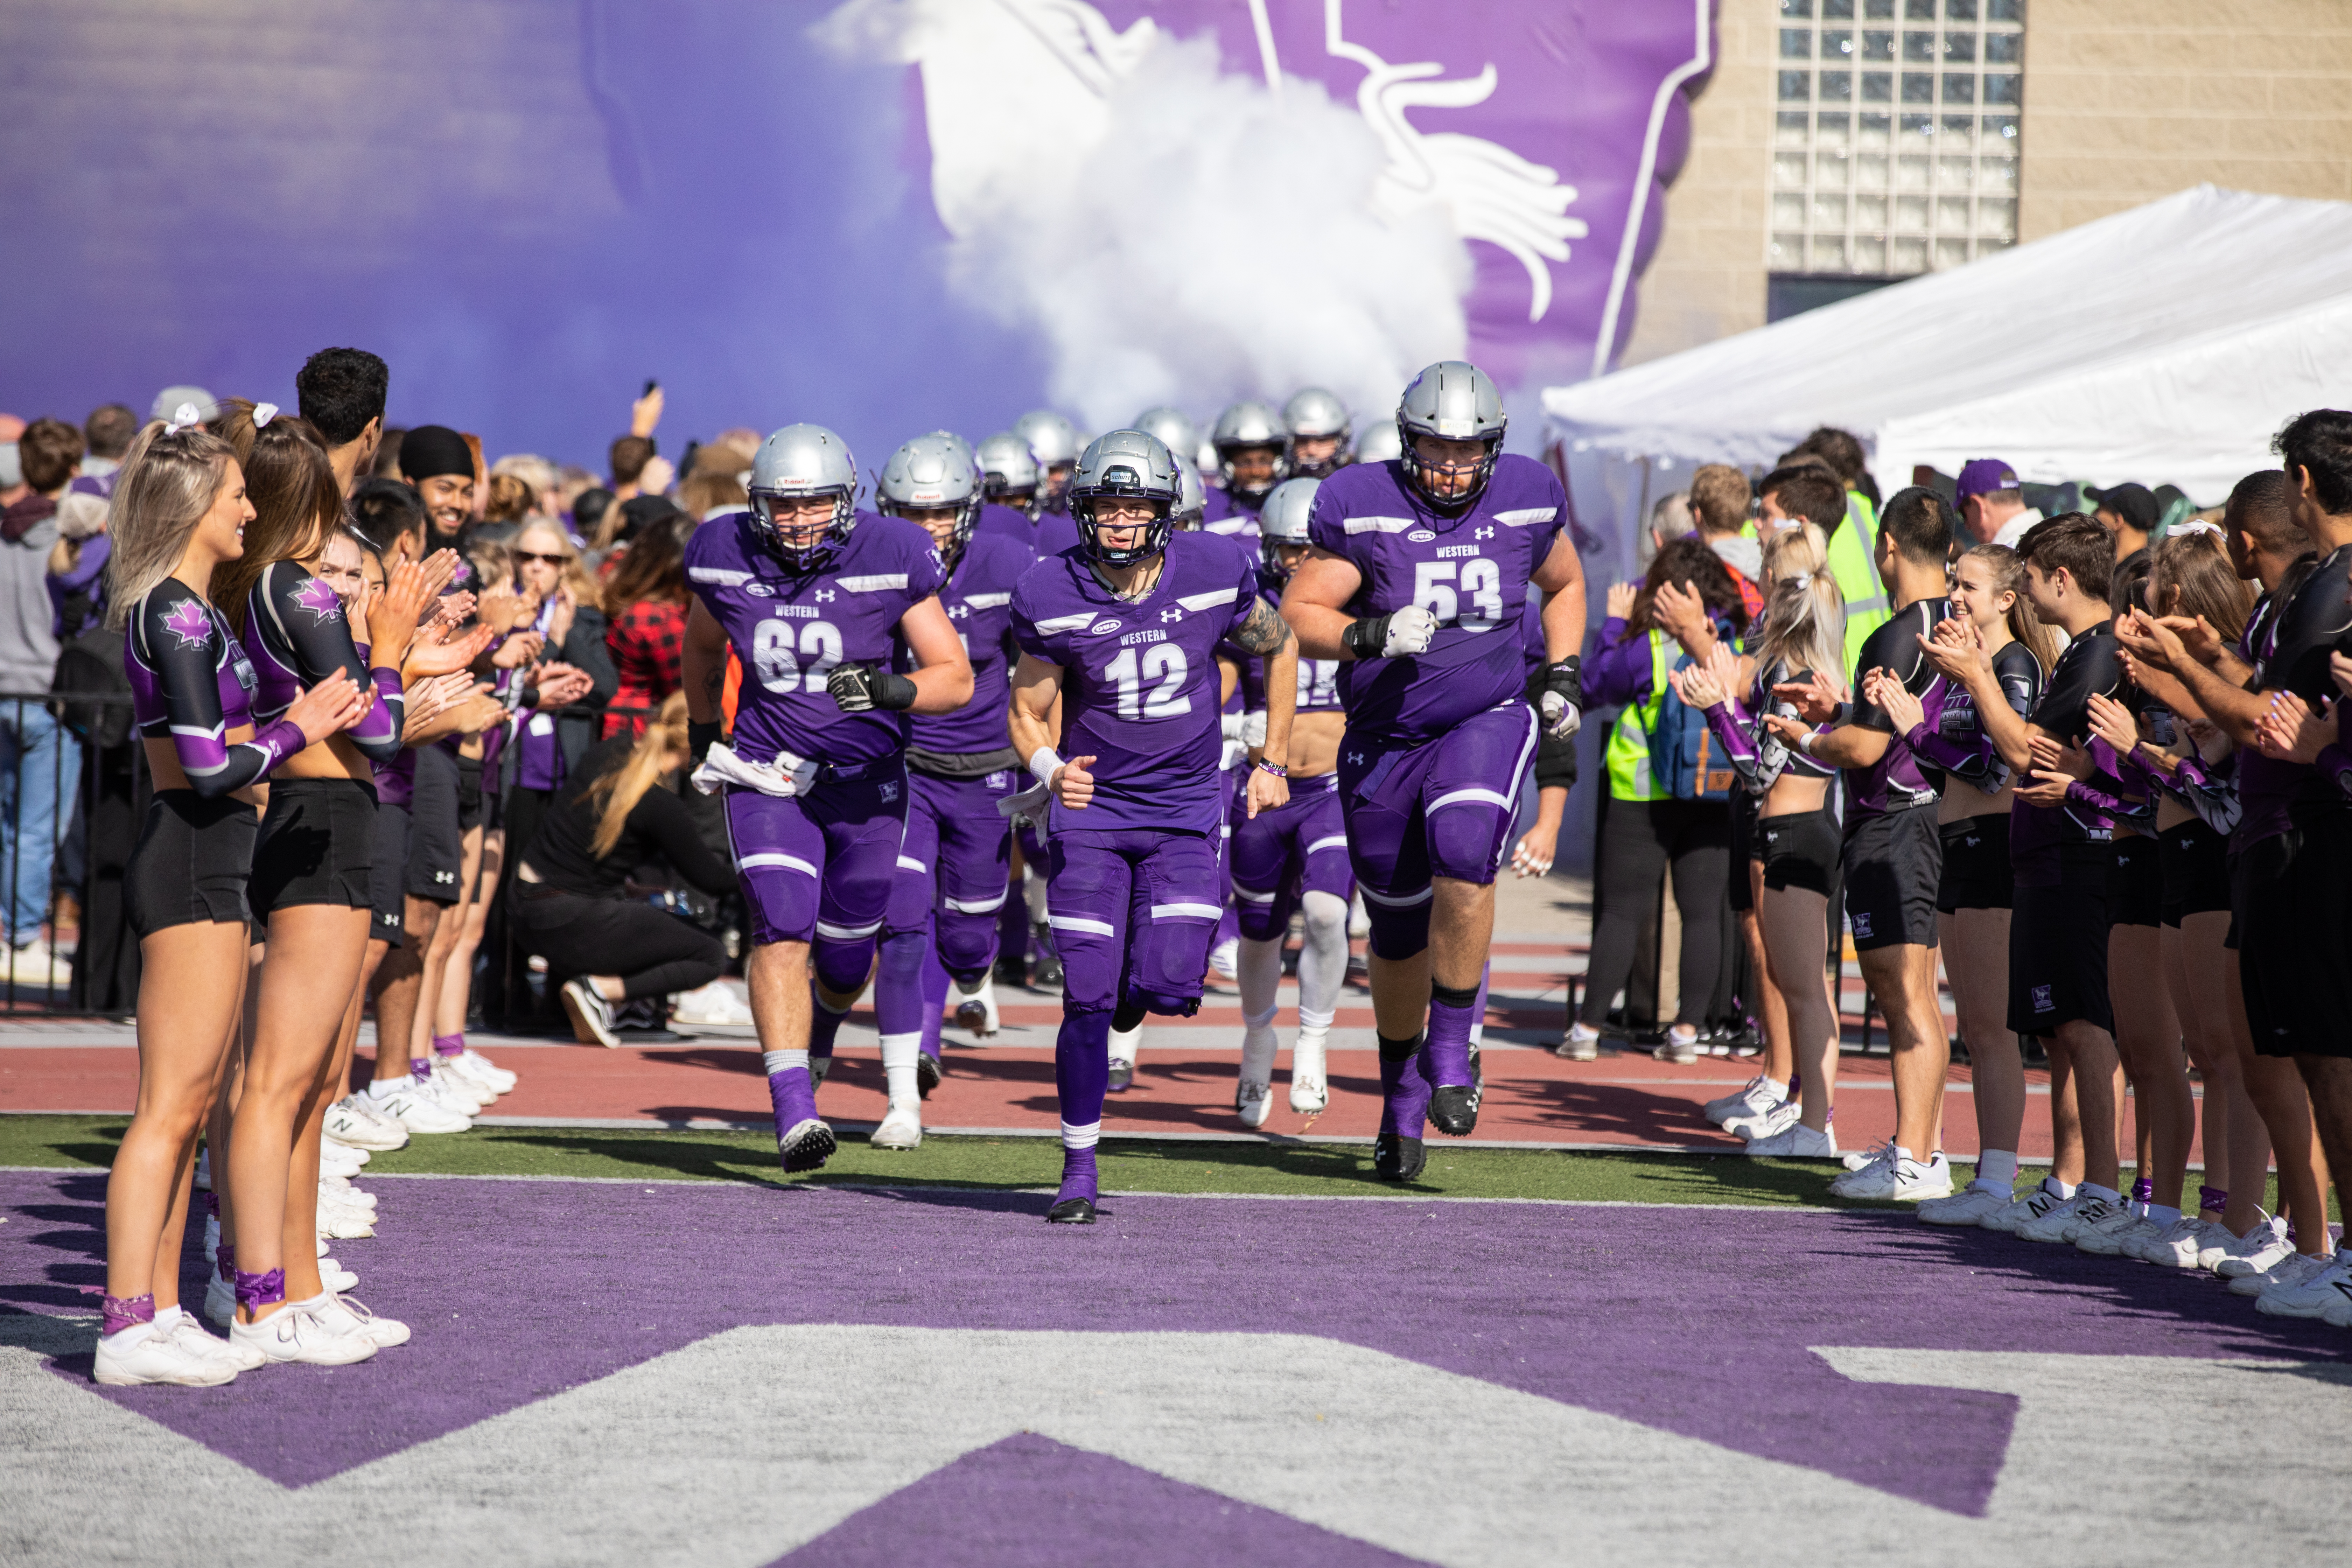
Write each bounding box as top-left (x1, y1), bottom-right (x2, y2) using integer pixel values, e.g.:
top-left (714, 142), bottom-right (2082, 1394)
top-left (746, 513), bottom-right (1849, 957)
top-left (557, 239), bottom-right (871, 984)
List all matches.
top-left (1771, 0), bottom-right (2022, 276)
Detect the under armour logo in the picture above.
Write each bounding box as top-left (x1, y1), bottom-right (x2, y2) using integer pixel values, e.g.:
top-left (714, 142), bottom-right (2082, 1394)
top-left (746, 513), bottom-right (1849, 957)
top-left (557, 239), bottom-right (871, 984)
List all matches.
top-left (949, 603), bottom-right (970, 619)
top-left (1475, 526), bottom-right (1494, 540)
top-left (1347, 752), bottom-right (1364, 765)
top-left (1161, 608), bottom-right (1184, 623)
top-left (815, 589), bottom-right (836, 603)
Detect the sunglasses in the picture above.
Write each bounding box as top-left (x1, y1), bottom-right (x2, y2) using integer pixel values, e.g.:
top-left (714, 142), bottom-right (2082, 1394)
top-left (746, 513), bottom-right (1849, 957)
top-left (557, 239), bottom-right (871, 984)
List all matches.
top-left (515, 550), bottom-right (569, 566)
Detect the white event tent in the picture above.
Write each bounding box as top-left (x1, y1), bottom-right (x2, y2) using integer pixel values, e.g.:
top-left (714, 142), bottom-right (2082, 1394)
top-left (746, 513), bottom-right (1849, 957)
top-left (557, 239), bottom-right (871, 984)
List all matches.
top-left (1542, 184), bottom-right (2352, 583)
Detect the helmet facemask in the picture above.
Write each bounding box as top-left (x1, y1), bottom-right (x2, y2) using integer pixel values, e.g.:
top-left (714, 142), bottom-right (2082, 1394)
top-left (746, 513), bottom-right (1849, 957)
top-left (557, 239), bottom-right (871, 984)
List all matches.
top-left (749, 485), bottom-right (857, 573)
top-left (1217, 441), bottom-right (1289, 508)
top-left (1397, 425), bottom-right (1502, 517)
top-left (1074, 470), bottom-right (1174, 568)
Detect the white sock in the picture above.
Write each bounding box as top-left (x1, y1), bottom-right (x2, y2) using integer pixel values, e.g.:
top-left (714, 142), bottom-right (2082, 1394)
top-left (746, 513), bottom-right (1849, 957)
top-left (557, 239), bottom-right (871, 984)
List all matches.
top-left (2147, 1204), bottom-right (2183, 1226)
top-left (154, 1304), bottom-right (183, 1329)
top-left (366, 1078), bottom-right (402, 1101)
top-left (100, 1321), bottom-right (154, 1350)
top-left (1060, 1119), bottom-right (1101, 1152)
top-left (1237, 935), bottom-right (1283, 1024)
top-left (1296, 891), bottom-right (1349, 1025)
top-left (1109, 1023), bottom-right (1141, 1060)
top-left (880, 1032), bottom-right (922, 1112)
top-left (1894, 1144), bottom-right (1918, 1168)
top-left (2045, 1175), bottom-right (2077, 1200)
top-left (1239, 1021), bottom-right (1278, 1084)
top-left (762, 1049), bottom-right (810, 1076)
top-left (1976, 1149), bottom-right (2019, 1188)
top-left (1024, 864), bottom-right (1049, 925)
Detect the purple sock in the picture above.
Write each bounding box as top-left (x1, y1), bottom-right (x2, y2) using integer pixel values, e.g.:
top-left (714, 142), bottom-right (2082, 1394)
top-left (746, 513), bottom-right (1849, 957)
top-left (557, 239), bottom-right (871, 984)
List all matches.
top-left (2200, 1184), bottom-right (2228, 1213)
top-left (215, 1240), bottom-right (235, 1283)
top-left (433, 1032), bottom-right (465, 1058)
top-left (919, 944), bottom-right (950, 1062)
top-left (1423, 987), bottom-right (1479, 1089)
top-left (1378, 1035), bottom-right (1431, 1138)
top-left (767, 1068), bottom-right (818, 1130)
top-left (997, 894), bottom-right (1028, 971)
top-left (1056, 1011), bottom-right (1112, 1127)
top-left (808, 991), bottom-right (848, 1062)
top-left (233, 1267), bottom-right (285, 1314)
top-left (2131, 1175), bottom-right (2155, 1204)
top-left (410, 1057), bottom-right (432, 1085)
top-left (102, 1291), bottom-right (155, 1337)
top-left (1057, 1144), bottom-right (1099, 1206)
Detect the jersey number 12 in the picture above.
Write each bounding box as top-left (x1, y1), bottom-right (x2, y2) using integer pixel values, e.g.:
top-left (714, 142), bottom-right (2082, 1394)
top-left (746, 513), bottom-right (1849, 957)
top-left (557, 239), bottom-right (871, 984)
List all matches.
top-left (1102, 644), bottom-right (1191, 721)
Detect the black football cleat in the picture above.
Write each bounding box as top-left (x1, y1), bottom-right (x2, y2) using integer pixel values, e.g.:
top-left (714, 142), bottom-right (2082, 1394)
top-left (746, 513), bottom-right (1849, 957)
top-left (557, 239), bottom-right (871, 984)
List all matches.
top-left (1428, 1084), bottom-right (1479, 1138)
top-left (916, 1052), bottom-right (943, 1099)
top-left (1046, 1196), bottom-right (1098, 1224)
top-left (993, 953), bottom-right (1028, 989)
top-left (1372, 1134), bottom-right (1426, 1183)
top-left (777, 1118), bottom-right (836, 1174)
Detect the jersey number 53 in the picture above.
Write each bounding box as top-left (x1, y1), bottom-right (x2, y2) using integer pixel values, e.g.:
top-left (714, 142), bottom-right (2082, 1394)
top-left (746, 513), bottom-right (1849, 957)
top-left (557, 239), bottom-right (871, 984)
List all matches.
top-left (1410, 559), bottom-right (1504, 626)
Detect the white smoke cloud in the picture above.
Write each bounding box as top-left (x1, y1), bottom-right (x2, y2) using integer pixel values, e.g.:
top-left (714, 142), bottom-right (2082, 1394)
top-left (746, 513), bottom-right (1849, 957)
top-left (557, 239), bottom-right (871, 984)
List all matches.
top-left (819, 0), bottom-right (1470, 433)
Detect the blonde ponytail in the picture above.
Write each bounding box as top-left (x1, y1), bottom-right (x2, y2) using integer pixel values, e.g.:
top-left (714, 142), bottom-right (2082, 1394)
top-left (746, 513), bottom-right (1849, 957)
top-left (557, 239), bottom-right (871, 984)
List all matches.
top-left (587, 692), bottom-right (692, 858)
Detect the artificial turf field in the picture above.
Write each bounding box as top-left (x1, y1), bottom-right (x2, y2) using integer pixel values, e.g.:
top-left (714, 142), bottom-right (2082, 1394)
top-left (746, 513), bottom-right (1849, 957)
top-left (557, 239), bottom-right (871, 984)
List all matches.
top-left (4, 1115), bottom-right (2349, 1566)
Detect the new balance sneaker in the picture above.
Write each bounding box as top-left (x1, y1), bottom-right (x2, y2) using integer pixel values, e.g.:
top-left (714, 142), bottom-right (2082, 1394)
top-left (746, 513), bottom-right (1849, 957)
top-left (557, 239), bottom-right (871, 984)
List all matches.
top-left (870, 1105), bottom-right (922, 1152)
top-left (1829, 1141), bottom-right (1896, 1196)
top-left (230, 1304), bottom-right (378, 1366)
top-left (561, 977), bottom-right (620, 1047)
top-left (458, 1047), bottom-right (518, 1093)
top-left (672, 977), bottom-right (755, 1027)
top-left (315, 1194), bottom-right (375, 1241)
top-left (2254, 1250), bottom-right (2352, 1318)
top-left (320, 1254), bottom-right (359, 1293)
top-left (1840, 1138), bottom-right (1895, 1176)
top-left (1235, 1077), bottom-right (1272, 1129)
top-left (2014, 1193), bottom-right (2090, 1243)
top-left (1289, 1031), bottom-right (1329, 1114)
top-left (1704, 1074), bottom-right (1787, 1127)
top-left (1837, 1151), bottom-right (1953, 1201)
top-left (300, 1291), bottom-right (411, 1348)
top-left (319, 1174), bottom-right (376, 1210)
top-left (168, 1311), bottom-right (263, 1372)
top-left (365, 1083), bottom-right (470, 1135)
top-left (425, 1062), bottom-right (489, 1114)
top-left (1651, 1025), bottom-right (1700, 1066)
top-left (323, 1097), bottom-right (405, 1152)
top-left (2234, 1248), bottom-right (2330, 1300)
top-left (1724, 1099), bottom-right (1799, 1142)
top-left (1744, 1120), bottom-right (1837, 1160)
top-left (951, 973), bottom-right (999, 1038)
top-left (2214, 1217), bottom-right (2294, 1279)
top-left (439, 1051), bottom-right (508, 1100)
top-left (1555, 1023), bottom-right (1600, 1062)
top-left (1918, 1182), bottom-right (2017, 1226)
top-left (318, 1142), bottom-right (367, 1180)
top-left (2074, 1206), bottom-right (2160, 1257)
top-left (2134, 1216), bottom-right (2225, 1268)
top-left (94, 1324), bottom-right (238, 1387)
top-left (1982, 1180), bottom-right (2065, 1234)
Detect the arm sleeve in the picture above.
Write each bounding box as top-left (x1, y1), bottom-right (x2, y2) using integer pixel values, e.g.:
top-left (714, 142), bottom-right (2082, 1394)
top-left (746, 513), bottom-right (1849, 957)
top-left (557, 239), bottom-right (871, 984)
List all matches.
top-left (1702, 697), bottom-right (1779, 794)
top-left (630, 785), bottom-right (739, 897)
top-left (257, 565), bottom-right (405, 762)
top-left (138, 603), bottom-right (303, 796)
top-left (1904, 680), bottom-right (2005, 790)
top-left (2158, 748), bottom-right (2244, 836)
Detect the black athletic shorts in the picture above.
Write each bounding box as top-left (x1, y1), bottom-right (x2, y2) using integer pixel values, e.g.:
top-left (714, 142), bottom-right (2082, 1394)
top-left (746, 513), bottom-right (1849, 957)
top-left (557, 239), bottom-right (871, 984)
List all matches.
top-left (2158, 817), bottom-right (2230, 928)
top-left (1728, 794), bottom-right (1757, 913)
top-left (406, 744), bottom-right (464, 904)
top-left (2008, 845), bottom-right (2115, 1036)
top-left (1841, 804), bottom-right (1941, 950)
top-left (251, 777), bottom-right (380, 920)
top-left (2238, 813), bottom-right (2352, 1058)
top-left (455, 751), bottom-right (486, 834)
top-left (126, 790), bottom-right (258, 938)
top-left (370, 800), bottom-right (410, 948)
top-left (2107, 834), bottom-right (2163, 929)
top-left (1936, 813), bottom-right (2012, 913)
top-left (1758, 807), bottom-right (1839, 897)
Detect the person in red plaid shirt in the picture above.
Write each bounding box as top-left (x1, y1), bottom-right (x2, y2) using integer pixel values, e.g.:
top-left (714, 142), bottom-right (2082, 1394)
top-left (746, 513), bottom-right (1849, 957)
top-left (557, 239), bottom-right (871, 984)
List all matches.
top-left (602, 505), bottom-right (690, 738)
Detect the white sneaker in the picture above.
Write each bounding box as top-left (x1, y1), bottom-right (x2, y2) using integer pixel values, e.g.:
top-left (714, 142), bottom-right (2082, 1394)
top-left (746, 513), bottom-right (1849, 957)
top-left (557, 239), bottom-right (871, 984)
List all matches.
top-left (230, 1304), bottom-right (378, 1366)
top-left (366, 1083), bottom-right (470, 1135)
top-left (1652, 1026), bottom-right (1699, 1065)
top-left (1235, 1077), bottom-right (1272, 1129)
top-left (426, 1062), bottom-right (489, 1113)
top-left (870, 1104), bottom-right (923, 1151)
top-left (672, 976), bottom-right (755, 1027)
top-left (2075, 1206), bottom-right (2159, 1257)
top-left (329, 1094), bottom-right (409, 1151)
top-left (1704, 1074), bottom-right (1787, 1127)
top-left (2135, 1216), bottom-right (2220, 1267)
top-left (1982, 1180), bottom-right (2065, 1234)
top-left (561, 977), bottom-right (620, 1046)
top-left (1829, 1140), bottom-right (1896, 1195)
top-left (1839, 1151), bottom-right (1953, 1201)
top-left (438, 1052), bottom-right (506, 1100)
top-left (459, 1047), bottom-right (518, 1092)
top-left (1288, 1030), bottom-right (1328, 1113)
top-left (320, 1254), bottom-right (359, 1293)
top-left (94, 1324), bottom-right (237, 1387)
top-left (1556, 1023), bottom-right (1599, 1062)
top-left (2214, 1217), bottom-right (2294, 1279)
top-left (1744, 1120), bottom-right (1837, 1159)
top-left (318, 1142), bottom-right (369, 1178)
top-left (2015, 1192), bottom-right (2093, 1243)
top-left (1724, 1099), bottom-right (1799, 1142)
top-left (168, 1311), bottom-right (264, 1372)
top-left (300, 1291), bottom-right (411, 1348)
top-left (315, 1197), bottom-right (376, 1241)
top-left (2235, 1248), bottom-right (2329, 1300)
top-left (1839, 1138), bottom-right (1895, 1176)
top-left (1208, 936), bottom-right (1239, 980)
top-left (1918, 1182), bottom-right (2016, 1226)
top-left (950, 973), bottom-right (1000, 1038)
top-left (319, 1175), bottom-right (376, 1211)
top-left (2255, 1250), bottom-right (2352, 1318)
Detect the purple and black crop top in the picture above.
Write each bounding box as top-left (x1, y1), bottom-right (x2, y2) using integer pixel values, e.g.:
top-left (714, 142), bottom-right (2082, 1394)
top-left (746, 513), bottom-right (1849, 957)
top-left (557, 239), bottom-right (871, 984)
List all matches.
top-left (241, 561), bottom-right (406, 764)
top-left (126, 579), bottom-right (305, 796)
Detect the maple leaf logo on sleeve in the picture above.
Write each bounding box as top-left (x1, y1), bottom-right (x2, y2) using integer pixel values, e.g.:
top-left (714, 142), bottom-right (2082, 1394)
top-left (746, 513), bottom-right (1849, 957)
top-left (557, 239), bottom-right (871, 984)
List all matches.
top-left (291, 575), bottom-right (347, 623)
top-left (161, 598), bottom-right (215, 651)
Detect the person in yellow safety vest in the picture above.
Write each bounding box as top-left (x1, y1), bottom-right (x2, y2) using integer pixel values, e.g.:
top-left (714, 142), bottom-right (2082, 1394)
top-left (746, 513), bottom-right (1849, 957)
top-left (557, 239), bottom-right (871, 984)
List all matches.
top-left (1761, 462), bottom-right (1884, 674)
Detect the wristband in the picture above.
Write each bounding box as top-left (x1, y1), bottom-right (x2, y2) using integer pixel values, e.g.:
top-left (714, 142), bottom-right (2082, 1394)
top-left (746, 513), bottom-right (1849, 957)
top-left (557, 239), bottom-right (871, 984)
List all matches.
top-left (688, 719), bottom-right (721, 768)
top-left (1028, 746), bottom-right (1065, 788)
top-left (1256, 759), bottom-right (1288, 778)
top-left (1798, 729), bottom-right (1819, 756)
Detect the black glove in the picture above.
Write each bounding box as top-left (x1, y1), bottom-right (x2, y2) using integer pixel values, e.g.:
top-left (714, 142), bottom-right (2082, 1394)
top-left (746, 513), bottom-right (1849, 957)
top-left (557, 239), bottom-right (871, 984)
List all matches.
top-left (826, 662), bottom-right (919, 713)
top-left (1341, 603), bottom-right (1438, 660)
top-left (688, 719), bottom-right (722, 768)
top-left (1540, 655), bottom-right (1583, 740)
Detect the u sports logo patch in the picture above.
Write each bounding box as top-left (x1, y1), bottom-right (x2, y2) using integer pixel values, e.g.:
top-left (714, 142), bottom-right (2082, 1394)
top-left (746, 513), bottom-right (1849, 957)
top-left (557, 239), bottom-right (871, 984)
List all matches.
top-left (878, 780), bottom-right (901, 804)
top-left (2032, 984), bottom-right (2054, 1013)
top-left (1850, 912), bottom-right (1873, 940)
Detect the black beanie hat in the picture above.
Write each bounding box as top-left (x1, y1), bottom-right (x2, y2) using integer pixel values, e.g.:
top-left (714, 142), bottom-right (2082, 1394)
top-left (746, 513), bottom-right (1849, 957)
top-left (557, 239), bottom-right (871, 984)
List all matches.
top-left (400, 424), bottom-right (475, 484)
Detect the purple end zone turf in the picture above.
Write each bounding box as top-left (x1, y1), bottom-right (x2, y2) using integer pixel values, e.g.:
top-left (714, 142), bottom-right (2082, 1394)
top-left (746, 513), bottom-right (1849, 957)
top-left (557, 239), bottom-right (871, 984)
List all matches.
top-left (2, 1169), bottom-right (2344, 1512)
top-left (767, 1431), bottom-right (1435, 1567)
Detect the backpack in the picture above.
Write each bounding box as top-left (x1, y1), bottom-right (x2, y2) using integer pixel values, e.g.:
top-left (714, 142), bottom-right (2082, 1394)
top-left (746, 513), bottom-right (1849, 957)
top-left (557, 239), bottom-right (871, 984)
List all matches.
top-left (1643, 644), bottom-right (1737, 803)
top-left (50, 624), bottom-right (134, 750)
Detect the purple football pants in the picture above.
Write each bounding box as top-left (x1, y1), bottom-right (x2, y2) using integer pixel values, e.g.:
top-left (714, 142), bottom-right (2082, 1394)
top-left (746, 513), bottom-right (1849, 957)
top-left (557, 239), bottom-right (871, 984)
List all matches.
top-left (881, 770), bottom-right (1017, 979)
top-left (1228, 771), bottom-right (1354, 943)
top-left (1337, 702), bottom-right (1540, 960)
top-left (723, 772), bottom-right (908, 991)
top-left (1046, 827), bottom-right (1221, 1019)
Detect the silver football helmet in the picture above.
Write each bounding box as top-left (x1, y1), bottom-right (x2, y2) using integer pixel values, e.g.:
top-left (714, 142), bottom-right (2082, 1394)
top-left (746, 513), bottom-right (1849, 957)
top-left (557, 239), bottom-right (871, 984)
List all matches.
top-left (1353, 421), bottom-right (1404, 465)
top-left (1069, 429), bottom-right (1181, 568)
top-left (748, 423), bottom-right (860, 572)
top-left (1396, 360), bottom-right (1507, 514)
top-left (1210, 399), bottom-right (1290, 507)
top-left (1282, 387), bottom-right (1352, 478)
top-left (1172, 454), bottom-right (1206, 528)
top-left (1014, 410), bottom-right (1083, 514)
top-left (877, 430), bottom-right (982, 560)
top-left (1256, 476), bottom-right (1321, 580)
top-left (1133, 407), bottom-right (1202, 468)
top-left (975, 430), bottom-right (1041, 518)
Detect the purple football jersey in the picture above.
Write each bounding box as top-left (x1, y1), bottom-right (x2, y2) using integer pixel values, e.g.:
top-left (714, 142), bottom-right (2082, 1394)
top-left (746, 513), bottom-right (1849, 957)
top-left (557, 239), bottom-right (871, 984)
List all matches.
top-left (684, 510), bottom-right (948, 768)
top-left (901, 528), bottom-right (1031, 756)
top-left (1202, 486), bottom-right (1261, 541)
top-left (1306, 453), bottom-right (1566, 743)
top-left (973, 502), bottom-right (1039, 553)
top-left (1011, 530), bottom-right (1259, 835)
top-left (1033, 509), bottom-right (1082, 560)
